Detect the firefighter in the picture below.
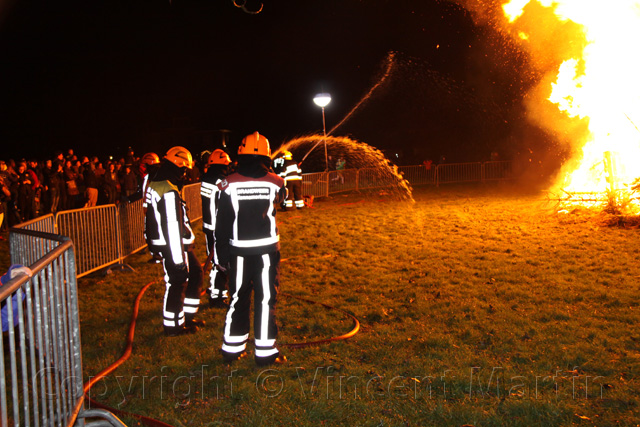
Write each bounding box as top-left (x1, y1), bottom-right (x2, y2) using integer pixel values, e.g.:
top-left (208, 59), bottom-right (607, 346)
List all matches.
top-left (140, 153), bottom-right (161, 183)
top-left (140, 152), bottom-right (161, 206)
top-left (201, 149), bottom-right (231, 308)
top-left (215, 131), bottom-right (287, 366)
top-left (272, 152), bottom-right (285, 175)
top-left (140, 152), bottom-right (162, 264)
top-left (145, 146), bottom-right (204, 336)
top-left (278, 150), bottom-right (304, 210)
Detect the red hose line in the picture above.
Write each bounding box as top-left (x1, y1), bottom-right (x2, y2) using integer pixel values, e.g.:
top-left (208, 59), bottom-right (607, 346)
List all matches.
top-left (82, 272), bottom-right (361, 426)
top-left (280, 292), bottom-right (360, 348)
top-left (83, 280), bottom-right (174, 427)
top-left (84, 280), bottom-right (156, 393)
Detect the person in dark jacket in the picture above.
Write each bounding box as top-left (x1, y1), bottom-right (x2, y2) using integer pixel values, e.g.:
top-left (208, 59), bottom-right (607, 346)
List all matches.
top-left (200, 149), bottom-right (231, 308)
top-left (52, 160), bottom-right (66, 213)
top-left (120, 165), bottom-right (138, 202)
top-left (215, 132), bottom-right (287, 366)
top-left (43, 160), bottom-right (58, 213)
top-left (16, 162), bottom-right (36, 221)
top-left (145, 146), bottom-right (204, 337)
top-left (83, 160), bottom-right (99, 207)
top-left (28, 159), bottom-right (44, 216)
top-left (63, 160), bottom-right (81, 209)
top-left (103, 163), bottom-right (119, 205)
top-left (0, 174), bottom-right (10, 232)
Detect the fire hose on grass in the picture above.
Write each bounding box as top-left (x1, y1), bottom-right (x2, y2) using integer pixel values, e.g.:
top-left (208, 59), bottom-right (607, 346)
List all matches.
top-left (202, 250), bottom-right (361, 347)
top-left (82, 279), bottom-right (173, 427)
top-left (83, 254), bottom-right (360, 427)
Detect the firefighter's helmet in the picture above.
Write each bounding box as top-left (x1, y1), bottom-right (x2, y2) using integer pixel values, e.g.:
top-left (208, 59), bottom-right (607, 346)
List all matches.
top-left (283, 150), bottom-right (293, 160)
top-left (165, 146), bottom-right (194, 169)
top-left (238, 132), bottom-right (270, 157)
top-left (141, 152), bottom-right (160, 166)
top-left (208, 149), bottom-right (231, 166)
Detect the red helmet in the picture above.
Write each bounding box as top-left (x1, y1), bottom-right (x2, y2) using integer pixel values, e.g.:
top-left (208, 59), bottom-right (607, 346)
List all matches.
top-left (141, 152), bottom-right (160, 166)
top-left (207, 149), bottom-right (231, 166)
top-left (238, 132), bottom-right (270, 157)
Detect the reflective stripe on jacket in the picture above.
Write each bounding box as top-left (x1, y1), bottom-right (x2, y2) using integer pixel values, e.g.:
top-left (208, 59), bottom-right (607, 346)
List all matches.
top-left (145, 180), bottom-right (195, 265)
top-left (201, 179), bottom-right (221, 231)
top-left (215, 172), bottom-right (286, 264)
top-left (279, 159), bottom-right (302, 182)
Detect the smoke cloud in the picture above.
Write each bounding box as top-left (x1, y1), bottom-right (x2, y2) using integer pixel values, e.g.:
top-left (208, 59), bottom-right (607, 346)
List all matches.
top-left (453, 0), bottom-right (591, 189)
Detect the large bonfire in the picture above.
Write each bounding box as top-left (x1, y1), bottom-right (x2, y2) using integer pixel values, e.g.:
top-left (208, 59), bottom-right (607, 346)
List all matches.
top-left (500, 0), bottom-right (640, 213)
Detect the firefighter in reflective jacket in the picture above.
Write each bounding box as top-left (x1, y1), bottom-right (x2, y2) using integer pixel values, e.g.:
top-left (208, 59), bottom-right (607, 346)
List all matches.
top-left (215, 132), bottom-right (287, 366)
top-left (141, 152), bottom-right (162, 263)
top-left (140, 152), bottom-right (161, 208)
top-left (201, 149), bottom-right (231, 308)
top-left (279, 150), bottom-right (303, 210)
top-left (145, 146), bottom-right (204, 336)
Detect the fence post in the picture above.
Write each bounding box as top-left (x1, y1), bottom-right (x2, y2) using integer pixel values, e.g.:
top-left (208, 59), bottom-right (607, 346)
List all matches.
top-left (325, 172), bottom-right (329, 198)
top-left (435, 165), bottom-right (440, 187)
top-left (115, 205), bottom-right (124, 266)
top-left (481, 162), bottom-right (485, 183)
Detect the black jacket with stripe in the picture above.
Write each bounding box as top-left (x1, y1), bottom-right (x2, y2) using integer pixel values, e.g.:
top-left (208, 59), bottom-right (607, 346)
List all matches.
top-left (200, 165), bottom-right (228, 232)
top-left (145, 179), bottom-right (195, 266)
top-left (215, 159), bottom-right (286, 266)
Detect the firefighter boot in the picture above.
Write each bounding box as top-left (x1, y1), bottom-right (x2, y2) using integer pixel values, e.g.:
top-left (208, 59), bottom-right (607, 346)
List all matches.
top-left (185, 315), bottom-right (206, 328)
top-left (256, 353), bottom-right (287, 367)
top-left (164, 324), bottom-right (199, 337)
top-left (221, 349), bottom-right (247, 364)
top-left (209, 297), bottom-right (229, 309)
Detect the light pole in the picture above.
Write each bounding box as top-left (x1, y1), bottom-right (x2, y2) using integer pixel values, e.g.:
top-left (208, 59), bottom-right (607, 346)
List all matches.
top-left (313, 92), bottom-right (331, 171)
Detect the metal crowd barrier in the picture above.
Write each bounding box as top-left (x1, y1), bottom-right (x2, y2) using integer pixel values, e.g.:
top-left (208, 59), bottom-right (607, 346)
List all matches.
top-left (9, 164), bottom-right (512, 278)
top-left (397, 165), bottom-right (436, 186)
top-left (357, 167), bottom-right (402, 191)
top-left (56, 206), bottom-right (122, 279)
top-left (10, 183), bottom-right (203, 279)
top-left (302, 172), bottom-right (329, 198)
top-left (328, 169), bottom-right (358, 194)
top-left (396, 161), bottom-right (513, 187)
top-left (300, 161), bottom-right (512, 198)
top-left (435, 162), bottom-right (483, 185)
top-left (11, 214), bottom-right (56, 235)
top-left (183, 182), bottom-right (202, 223)
top-left (482, 160), bottom-right (513, 182)
top-left (3, 228), bottom-right (124, 427)
top-left (117, 199), bottom-right (146, 258)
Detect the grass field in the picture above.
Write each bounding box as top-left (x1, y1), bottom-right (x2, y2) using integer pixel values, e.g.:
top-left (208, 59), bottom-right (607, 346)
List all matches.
top-left (3, 184), bottom-right (640, 426)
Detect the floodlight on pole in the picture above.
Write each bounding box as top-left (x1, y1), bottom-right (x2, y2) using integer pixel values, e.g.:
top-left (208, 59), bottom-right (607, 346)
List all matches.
top-left (313, 93), bottom-right (331, 171)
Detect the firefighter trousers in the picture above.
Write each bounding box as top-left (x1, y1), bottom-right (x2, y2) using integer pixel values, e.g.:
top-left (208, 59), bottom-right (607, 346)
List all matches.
top-left (162, 248), bottom-right (203, 333)
top-left (285, 180), bottom-right (303, 209)
top-left (204, 229), bottom-right (228, 299)
top-left (221, 251), bottom-right (280, 363)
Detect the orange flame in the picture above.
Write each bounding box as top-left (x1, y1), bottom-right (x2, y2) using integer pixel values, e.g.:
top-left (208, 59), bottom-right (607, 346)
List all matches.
top-left (503, 0), bottom-right (640, 209)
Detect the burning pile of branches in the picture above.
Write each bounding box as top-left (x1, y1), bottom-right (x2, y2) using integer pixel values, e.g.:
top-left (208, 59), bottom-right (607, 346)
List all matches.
top-left (551, 184), bottom-right (640, 228)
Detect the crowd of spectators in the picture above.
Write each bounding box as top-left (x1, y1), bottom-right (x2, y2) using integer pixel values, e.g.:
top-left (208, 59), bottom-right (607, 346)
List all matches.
top-left (0, 147), bottom-right (202, 232)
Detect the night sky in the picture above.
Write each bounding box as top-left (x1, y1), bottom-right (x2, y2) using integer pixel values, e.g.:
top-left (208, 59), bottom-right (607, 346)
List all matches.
top-left (0, 0), bottom-right (542, 164)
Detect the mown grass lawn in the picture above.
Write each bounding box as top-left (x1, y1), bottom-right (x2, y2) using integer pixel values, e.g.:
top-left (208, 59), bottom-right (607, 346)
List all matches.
top-left (5, 184), bottom-right (640, 426)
